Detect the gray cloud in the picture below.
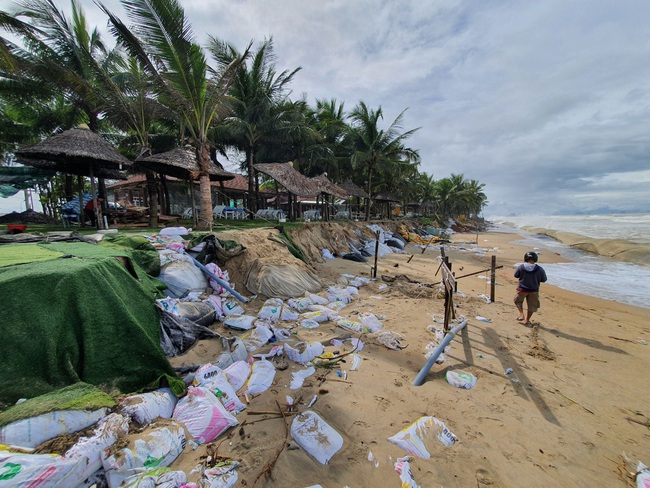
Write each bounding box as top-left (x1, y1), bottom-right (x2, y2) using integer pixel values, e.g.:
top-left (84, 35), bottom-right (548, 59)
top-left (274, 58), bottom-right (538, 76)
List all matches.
top-left (3, 0), bottom-right (649, 216)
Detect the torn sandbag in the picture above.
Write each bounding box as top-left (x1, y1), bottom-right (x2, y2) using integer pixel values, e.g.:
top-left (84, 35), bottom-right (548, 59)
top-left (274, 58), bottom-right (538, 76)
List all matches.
top-left (159, 307), bottom-right (220, 357)
top-left (158, 254), bottom-right (208, 297)
top-left (176, 301), bottom-right (216, 327)
top-left (245, 259), bottom-right (321, 299)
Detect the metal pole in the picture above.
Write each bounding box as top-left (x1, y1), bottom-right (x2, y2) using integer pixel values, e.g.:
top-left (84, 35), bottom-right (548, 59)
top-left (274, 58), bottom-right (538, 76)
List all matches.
top-left (188, 254), bottom-right (248, 304)
top-left (371, 230), bottom-right (380, 278)
top-left (490, 255), bottom-right (496, 303)
top-left (413, 319), bottom-right (468, 386)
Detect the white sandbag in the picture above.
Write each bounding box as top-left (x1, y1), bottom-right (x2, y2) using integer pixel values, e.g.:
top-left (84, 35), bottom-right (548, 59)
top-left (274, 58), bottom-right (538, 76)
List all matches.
top-left (300, 311), bottom-right (329, 323)
top-left (0, 450), bottom-right (87, 487)
top-left (291, 411), bottom-right (343, 464)
top-left (123, 469), bottom-right (187, 488)
top-left (101, 421), bottom-right (187, 488)
top-left (120, 388), bottom-right (177, 426)
top-left (280, 307), bottom-right (300, 321)
top-left (223, 361), bottom-right (251, 392)
top-left (243, 360), bottom-right (276, 395)
top-left (202, 460), bottom-right (240, 488)
top-left (326, 287), bottom-right (354, 304)
top-left (307, 292), bottom-right (329, 305)
top-left (245, 259), bottom-right (322, 299)
top-left (205, 263), bottom-right (230, 295)
top-left (387, 416), bottom-right (457, 458)
top-left (299, 318), bottom-right (320, 329)
top-left (158, 259), bottom-right (208, 298)
top-left (309, 305), bottom-right (340, 320)
top-left (224, 314), bottom-right (256, 331)
top-left (284, 342), bottom-right (325, 364)
top-left (214, 337), bottom-right (248, 369)
top-left (445, 370), bottom-right (477, 389)
top-left (257, 298), bottom-right (283, 321)
top-left (246, 323), bottom-right (274, 348)
top-left (65, 413), bottom-right (130, 483)
top-left (290, 367), bottom-right (316, 390)
top-left (358, 312), bottom-right (383, 332)
top-left (344, 285), bottom-right (359, 295)
top-left (0, 408), bottom-right (108, 448)
top-left (222, 300), bottom-right (245, 316)
top-left (336, 318), bottom-right (366, 334)
top-left (172, 387), bottom-right (238, 445)
top-left (326, 301), bottom-right (348, 312)
top-left (203, 372), bottom-right (246, 413)
top-left (287, 296), bottom-right (313, 312)
top-left (203, 295), bottom-right (224, 320)
top-left (193, 363), bottom-right (223, 387)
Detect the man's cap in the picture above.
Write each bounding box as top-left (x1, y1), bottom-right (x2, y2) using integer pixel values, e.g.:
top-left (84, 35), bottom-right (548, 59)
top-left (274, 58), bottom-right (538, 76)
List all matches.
top-left (524, 251), bottom-right (538, 262)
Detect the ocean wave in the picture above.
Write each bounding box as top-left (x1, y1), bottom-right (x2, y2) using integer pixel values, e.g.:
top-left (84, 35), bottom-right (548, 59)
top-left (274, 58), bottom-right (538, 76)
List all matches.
top-left (522, 227), bottom-right (650, 267)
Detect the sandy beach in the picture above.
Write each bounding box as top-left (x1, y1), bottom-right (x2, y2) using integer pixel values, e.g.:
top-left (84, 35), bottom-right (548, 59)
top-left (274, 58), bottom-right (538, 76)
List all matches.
top-left (164, 226), bottom-right (650, 487)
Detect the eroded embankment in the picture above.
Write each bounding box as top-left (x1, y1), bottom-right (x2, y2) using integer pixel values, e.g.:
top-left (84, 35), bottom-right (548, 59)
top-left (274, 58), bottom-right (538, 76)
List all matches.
top-left (523, 227), bottom-right (650, 266)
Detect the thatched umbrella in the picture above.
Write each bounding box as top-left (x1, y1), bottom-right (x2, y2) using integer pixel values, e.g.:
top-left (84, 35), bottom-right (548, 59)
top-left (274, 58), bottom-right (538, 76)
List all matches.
top-left (16, 126), bottom-right (132, 229)
top-left (310, 173), bottom-right (348, 221)
top-left (373, 191), bottom-right (401, 220)
top-left (136, 146), bottom-right (236, 226)
top-left (339, 180), bottom-right (370, 220)
top-left (253, 162), bottom-right (321, 220)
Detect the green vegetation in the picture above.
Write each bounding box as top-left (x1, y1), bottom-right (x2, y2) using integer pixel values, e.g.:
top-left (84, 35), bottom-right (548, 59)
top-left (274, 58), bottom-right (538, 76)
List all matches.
top-left (0, 0), bottom-right (487, 227)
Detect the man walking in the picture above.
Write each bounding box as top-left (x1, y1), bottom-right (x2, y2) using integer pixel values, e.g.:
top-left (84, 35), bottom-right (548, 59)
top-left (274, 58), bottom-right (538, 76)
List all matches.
top-left (514, 251), bottom-right (547, 325)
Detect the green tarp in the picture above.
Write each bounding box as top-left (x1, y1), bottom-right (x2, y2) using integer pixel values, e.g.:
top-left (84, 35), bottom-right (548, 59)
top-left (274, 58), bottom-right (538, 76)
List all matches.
top-left (0, 242), bottom-right (181, 404)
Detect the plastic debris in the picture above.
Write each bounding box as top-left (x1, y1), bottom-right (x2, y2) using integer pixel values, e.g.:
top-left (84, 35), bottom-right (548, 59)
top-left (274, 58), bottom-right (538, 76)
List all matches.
top-left (445, 370), bottom-right (477, 389)
top-left (388, 416), bottom-right (458, 458)
top-left (290, 367), bottom-right (316, 390)
top-left (394, 456), bottom-right (420, 488)
top-left (475, 316), bottom-right (492, 323)
top-left (291, 411), bottom-right (343, 464)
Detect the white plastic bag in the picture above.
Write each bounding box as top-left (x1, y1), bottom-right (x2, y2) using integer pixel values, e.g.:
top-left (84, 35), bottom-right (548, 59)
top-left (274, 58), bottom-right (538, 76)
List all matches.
top-left (300, 311), bottom-right (329, 323)
top-left (0, 450), bottom-right (87, 487)
top-left (101, 421), bottom-right (187, 488)
top-left (258, 298), bottom-right (283, 321)
top-left (222, 300), bottom-right (245, 316)
top-left (359, 312), bottom-right (383, 332)
top-left (445, 370), bottom-right (477, 389)
top-left (223, 361), bottom-right (251, 392)
top-left (290, 366), bottom-right (316, 390)
top-left (284, 342), bottom-right (325, 364)
top-left (203, 372), bottom-right (246, 413)
top-left (387, 416), bottom-right (457, 458)
top-left (205, 263), bottom-right (230, 295)
top-left (172, 387), bottom-right (238, 444)
top-left (287, 296), bottom-right (313, 312)
top-left (120, 388), bottom-right (177, 426)
top-left (0, 408), bottom-right (108, 448)
top-left (123, 469), bottom-right (187, 488)
top-left (243, 360), bottom-right (276, 395)
top-left (66, 413), bottom-right (130, 483)
top-left (224, 314), bottom-right (256, 331)
top-left (394, 457), bottom-right (421, 488)
top-left (291, 411), bottom-right (343, 464)
top-left (158, 258), bottom-right (208, 298)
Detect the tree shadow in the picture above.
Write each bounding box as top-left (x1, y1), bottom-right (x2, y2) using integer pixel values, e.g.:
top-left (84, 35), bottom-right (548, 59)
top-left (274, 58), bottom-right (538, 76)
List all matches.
top-left (538, 324), bottom-right (628, 354)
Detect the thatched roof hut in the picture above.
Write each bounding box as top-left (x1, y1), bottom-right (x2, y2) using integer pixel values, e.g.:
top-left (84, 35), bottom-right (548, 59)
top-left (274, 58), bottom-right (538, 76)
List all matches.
top-left (17, 159), bottom-right (128, 180)
top-left (136, 146), bottom-right (236, 181)
top-left (311, 173), bottom-right (349, 199)
top-left (16, 126), bottom-right (132, 173)
top-left (254, 162), bottom-right (321, 197)
top-left (339, 180), bottom-right (370, 199)
top-left (373, 191), bottom-right (401, 202)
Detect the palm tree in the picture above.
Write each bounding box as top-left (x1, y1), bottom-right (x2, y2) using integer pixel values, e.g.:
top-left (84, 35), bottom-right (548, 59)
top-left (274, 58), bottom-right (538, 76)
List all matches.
top-left (207, 37), bottom-right (300, 214)
top-left (347, 101), bottom-right (420, 220)
top-left (101, 0), bottom-right (247, 229)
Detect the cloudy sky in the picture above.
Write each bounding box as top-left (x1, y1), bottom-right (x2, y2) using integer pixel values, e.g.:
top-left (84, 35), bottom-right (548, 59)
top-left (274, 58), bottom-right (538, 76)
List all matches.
top-left (2, 0), bottom-right (649, 216)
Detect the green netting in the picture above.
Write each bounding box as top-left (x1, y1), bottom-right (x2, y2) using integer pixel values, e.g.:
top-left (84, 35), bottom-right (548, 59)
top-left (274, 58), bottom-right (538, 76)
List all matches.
top-left (0, 243), bottom-right (63, 267)
top-left (0, 242), bottom-right (180, 404)
top-left (98, 234), bottom-right (161, 276)
top-left (0, 382), bottom-right (115, 428)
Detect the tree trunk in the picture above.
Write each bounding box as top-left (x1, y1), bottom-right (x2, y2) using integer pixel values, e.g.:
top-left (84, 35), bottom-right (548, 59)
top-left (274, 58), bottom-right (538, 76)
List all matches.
top-left (365, 170), bottom-right (373, 221)
top-left (146, 170), bottom-right (159, 228)
top-left (197, 143), bottom-right (213, 230)
top-left (246, 147), bottom-right (256, 217)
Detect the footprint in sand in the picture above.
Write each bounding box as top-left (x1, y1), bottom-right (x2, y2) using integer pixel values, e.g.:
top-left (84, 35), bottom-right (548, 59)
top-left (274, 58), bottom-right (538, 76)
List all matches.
top-left (373, 395), bottom-right (391, 410)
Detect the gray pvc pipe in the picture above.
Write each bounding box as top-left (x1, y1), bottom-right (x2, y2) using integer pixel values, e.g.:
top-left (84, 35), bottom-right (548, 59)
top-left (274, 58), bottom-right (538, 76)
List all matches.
top-left (413, 319), bottom-right (468, 386)
top-left (189, 255), bottom-right (248, 304)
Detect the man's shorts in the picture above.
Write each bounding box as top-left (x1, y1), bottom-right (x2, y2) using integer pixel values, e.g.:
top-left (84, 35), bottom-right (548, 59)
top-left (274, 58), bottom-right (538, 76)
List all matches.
top-left (514, 290), bottom-right (540, 312)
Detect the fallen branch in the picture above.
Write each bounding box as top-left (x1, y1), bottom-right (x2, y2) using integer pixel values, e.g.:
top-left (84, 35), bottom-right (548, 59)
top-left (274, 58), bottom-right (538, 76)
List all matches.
top-left (252, 401), bottom-right (290, 487)
top-left (551, 388), bottom-right (594, 414)
top-left (247, 410), bottom-right (298, 416)
top-left (626, 416), bottom-right (650, 427)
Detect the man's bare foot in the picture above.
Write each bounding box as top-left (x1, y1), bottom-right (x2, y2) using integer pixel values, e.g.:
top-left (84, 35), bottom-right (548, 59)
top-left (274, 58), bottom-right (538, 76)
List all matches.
top-left (516, 316), bottom-right (525, 321)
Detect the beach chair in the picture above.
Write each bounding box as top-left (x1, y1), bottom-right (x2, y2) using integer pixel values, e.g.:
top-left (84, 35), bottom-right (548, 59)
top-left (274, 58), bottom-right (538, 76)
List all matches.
top-left (213, 205), bottom-right (226, 219)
